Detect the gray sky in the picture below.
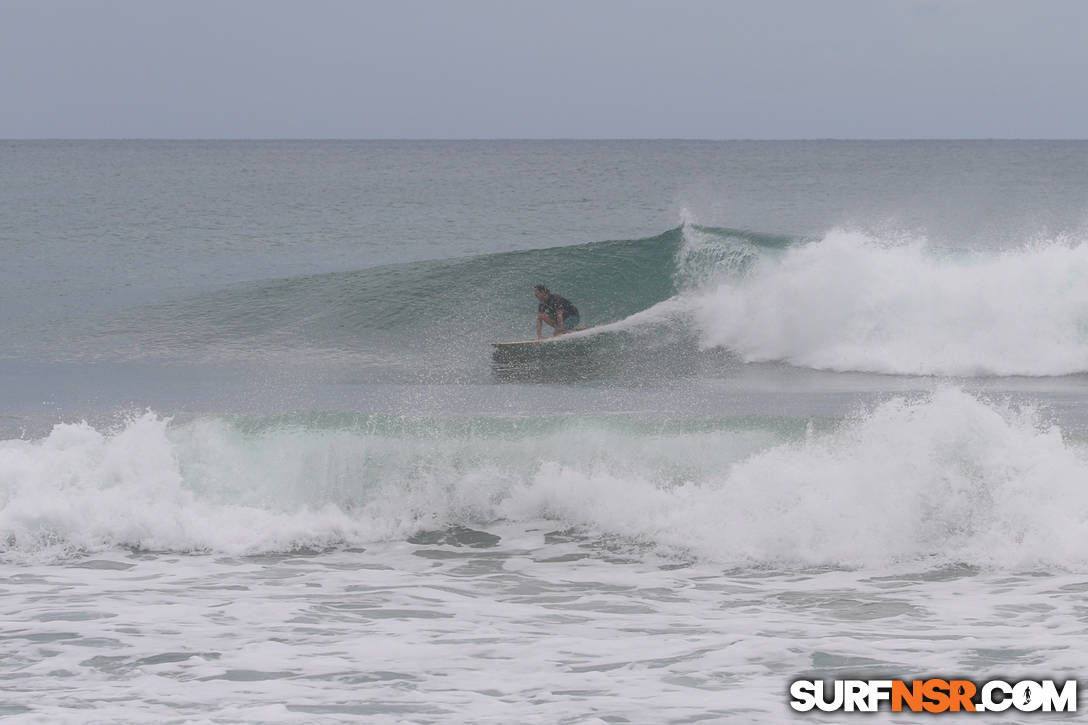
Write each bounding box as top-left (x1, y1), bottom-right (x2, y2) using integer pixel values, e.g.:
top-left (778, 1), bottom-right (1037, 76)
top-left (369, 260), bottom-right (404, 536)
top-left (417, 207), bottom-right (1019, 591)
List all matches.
top-left (3, 0), bottom-right (1086, 139)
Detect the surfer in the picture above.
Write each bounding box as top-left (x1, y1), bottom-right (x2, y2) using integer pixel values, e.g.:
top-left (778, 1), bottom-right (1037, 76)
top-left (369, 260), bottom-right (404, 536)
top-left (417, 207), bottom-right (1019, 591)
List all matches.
top-left (534, 284), bottom-right (581, 338)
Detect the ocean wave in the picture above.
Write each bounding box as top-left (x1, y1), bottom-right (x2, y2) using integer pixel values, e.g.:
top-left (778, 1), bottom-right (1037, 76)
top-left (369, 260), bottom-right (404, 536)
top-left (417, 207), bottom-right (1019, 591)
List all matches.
top-left (68, 223), bottom-right (1088, 378)
top-left (3, 390), bottom-right (1085, 569)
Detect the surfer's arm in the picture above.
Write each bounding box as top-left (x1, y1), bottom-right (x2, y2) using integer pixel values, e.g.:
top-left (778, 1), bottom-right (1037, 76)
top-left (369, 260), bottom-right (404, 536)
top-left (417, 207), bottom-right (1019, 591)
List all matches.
top-left (553, 310), bottom-right (564, 337)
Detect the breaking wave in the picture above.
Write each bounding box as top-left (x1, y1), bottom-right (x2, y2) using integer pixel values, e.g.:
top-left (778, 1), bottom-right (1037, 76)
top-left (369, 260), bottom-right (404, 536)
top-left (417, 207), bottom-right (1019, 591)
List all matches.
top-left (3, 390), bottom-right (1086, 570)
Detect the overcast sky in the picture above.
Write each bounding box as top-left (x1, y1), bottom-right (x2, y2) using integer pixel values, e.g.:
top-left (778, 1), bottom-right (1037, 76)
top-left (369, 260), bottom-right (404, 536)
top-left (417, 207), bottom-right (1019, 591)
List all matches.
top-left (3, 0), bottom-right (1086, 139)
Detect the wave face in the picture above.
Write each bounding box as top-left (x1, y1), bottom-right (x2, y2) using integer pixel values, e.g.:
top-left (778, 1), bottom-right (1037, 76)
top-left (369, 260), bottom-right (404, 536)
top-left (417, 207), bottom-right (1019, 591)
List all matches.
top-left (108, 229), bottom-right (687, 362)
top-left (3, 389), bottom-right (1086, 569)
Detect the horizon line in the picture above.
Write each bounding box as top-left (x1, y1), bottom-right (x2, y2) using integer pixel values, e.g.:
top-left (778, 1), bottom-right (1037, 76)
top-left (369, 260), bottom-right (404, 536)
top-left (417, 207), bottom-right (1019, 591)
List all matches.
top-left (2, 136), bottom-right (1087, 143)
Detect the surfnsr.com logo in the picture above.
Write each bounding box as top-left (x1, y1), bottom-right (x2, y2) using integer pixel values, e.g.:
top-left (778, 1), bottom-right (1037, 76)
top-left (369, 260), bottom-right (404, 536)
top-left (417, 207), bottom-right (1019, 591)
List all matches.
top-left (789, 679), bottom-right (1077, 713)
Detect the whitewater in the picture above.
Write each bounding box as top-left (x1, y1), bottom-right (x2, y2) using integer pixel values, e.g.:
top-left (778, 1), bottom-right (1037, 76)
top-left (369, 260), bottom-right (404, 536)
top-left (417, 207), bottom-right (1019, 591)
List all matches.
top-left (4, 388), bottom-right (1087, 569)
top-left (687, 227), bottom-right (1088, 377)
top-left (2, 140), bottom-right (1087, 724)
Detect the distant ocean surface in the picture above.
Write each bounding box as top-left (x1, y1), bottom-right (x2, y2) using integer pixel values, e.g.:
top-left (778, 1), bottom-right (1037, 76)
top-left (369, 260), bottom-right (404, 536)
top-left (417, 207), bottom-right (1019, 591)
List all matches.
top-left (1, 140), bottom-right (1087, 723)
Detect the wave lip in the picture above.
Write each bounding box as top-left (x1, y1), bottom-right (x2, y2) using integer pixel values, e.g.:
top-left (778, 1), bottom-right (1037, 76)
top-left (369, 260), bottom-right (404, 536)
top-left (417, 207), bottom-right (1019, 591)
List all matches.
top-left (690, 229), bottom-right (1088, 377)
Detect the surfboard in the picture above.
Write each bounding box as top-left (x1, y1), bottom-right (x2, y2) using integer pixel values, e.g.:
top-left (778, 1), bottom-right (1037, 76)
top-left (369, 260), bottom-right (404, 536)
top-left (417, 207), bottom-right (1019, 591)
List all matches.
top-left (491, 338), bottom-right (560, 348)
top-left (492, 330), bottom-right (589, 348)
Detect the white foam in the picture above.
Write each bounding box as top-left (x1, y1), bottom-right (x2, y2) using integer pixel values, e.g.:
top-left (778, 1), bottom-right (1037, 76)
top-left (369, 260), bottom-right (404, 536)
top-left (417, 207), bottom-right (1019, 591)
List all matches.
top-left (688, 229), bottom-right (1088, 376)
top-left (571, 295), bottom-right (688, 336)
top-left (0, 415), bottom-right (365, 558)
top-left (2, 390), bottom-right (1086, 569)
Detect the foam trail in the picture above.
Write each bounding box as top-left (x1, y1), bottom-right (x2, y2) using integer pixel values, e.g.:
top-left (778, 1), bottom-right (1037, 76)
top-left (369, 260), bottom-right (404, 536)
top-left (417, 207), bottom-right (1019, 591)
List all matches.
top-left (690, 230), bottom-right (1088, 376)
top-left (567, 296), bottom-right (689, 337)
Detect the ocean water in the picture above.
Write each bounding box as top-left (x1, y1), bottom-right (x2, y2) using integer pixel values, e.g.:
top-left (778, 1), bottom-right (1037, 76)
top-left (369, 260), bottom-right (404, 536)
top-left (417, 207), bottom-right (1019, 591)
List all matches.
top-left (1, 140), bottom-right (1087, 723)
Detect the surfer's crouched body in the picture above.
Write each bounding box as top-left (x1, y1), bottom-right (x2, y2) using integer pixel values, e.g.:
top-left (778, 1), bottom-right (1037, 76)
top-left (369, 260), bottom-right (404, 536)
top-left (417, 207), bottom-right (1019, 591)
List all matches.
top-left (534, 284), bottom-right (580, 339)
